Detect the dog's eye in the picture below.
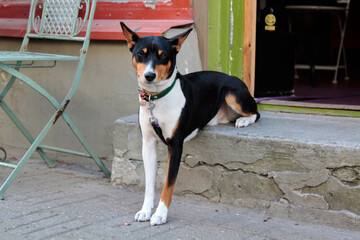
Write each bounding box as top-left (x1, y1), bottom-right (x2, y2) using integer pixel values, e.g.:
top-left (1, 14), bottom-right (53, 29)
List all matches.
top-left (137, 51), bottom-right (145, 58)
top-left (159, 52), bottom-right (167, 59)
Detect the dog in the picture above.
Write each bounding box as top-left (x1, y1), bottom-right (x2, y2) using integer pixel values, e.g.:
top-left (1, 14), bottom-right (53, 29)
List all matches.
top-left (120, 22), bottom-right (260, 226)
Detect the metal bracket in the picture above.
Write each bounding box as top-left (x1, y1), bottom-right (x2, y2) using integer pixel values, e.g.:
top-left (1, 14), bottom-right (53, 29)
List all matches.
top-left (0, 147), bottom-right (6, 162)
top-left (6, 61), bottom-right (57, 69)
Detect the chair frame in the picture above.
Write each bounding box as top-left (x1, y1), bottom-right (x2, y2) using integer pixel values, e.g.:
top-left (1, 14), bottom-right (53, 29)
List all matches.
top-left (0, 0), bottom-right (111, 200)
top-left (286, 0), bottom-right (351, 84)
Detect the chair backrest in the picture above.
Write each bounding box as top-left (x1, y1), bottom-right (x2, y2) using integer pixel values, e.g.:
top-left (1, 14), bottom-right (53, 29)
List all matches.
top-left (25, 0), bottom-right (96, 41)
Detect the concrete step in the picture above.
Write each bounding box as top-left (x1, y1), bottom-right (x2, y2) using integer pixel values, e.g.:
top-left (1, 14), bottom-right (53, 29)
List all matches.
top-left (112, 111), bottom-right (360, 230)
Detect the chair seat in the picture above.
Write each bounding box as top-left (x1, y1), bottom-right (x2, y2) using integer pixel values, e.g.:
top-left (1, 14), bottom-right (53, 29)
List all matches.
top-left (0, 51), bottom-right (80, 62)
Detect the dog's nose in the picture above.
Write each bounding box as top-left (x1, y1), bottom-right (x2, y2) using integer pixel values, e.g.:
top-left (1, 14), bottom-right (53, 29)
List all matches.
top-left (144, 72), bottom-right (156, 82)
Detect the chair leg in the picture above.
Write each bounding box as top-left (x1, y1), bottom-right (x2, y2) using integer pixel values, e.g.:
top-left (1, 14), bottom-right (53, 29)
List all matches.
top-left (0, 101), bottom-right (110, 199)
top-left (0, 146), bottom-right (33, 200)
top-left (61, 112), bottom-right (111, 178)
top-left (0, 113), bottom-right (56, 199)
top-left (0, 63), bottom-right (110, 200)
top-left (342, 43), bottom-right (349, 81)
top-left (0, 99), bottom-right (55, 168)
top-left (333, 8), bottom-right (349, 84)
top-left (0, 71), bottom-right (55, 168)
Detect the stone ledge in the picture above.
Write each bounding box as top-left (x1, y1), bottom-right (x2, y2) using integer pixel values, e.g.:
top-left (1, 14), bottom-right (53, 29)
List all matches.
top-left (112, 112), bottom-right (360, 230)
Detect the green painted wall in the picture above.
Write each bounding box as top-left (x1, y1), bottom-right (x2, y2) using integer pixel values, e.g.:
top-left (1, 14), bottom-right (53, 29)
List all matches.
top-left (208, 0), bottom-right (245, 79)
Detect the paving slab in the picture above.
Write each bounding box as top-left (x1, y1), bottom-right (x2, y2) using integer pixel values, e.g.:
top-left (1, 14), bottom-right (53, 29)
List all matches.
top-left (1, 159), bottom-right (360, 239)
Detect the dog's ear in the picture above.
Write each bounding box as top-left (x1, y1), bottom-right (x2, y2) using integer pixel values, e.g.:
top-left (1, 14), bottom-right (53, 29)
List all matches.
top-left (120, 22), bottom-right (140, 52)
top-left (170, 28), bottom-right (193, 53)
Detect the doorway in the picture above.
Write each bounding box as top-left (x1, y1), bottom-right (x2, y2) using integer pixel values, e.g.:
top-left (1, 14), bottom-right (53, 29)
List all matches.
top-left (255, 0), bottom-right (360, 111)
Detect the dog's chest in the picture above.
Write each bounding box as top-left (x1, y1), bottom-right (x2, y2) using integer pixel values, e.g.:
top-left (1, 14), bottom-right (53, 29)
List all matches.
top-left (139, 81), bottom-right (186, 140)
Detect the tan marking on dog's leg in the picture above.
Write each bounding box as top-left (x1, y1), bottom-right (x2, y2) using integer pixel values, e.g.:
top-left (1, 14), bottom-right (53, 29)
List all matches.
top-left (225, 93), bottom-right (258, 128)
top-left (170, 120), bottom-right (179, 138)
top-left (225, 93), bottom-right (251, 117)
top-left (164, 120), bottom-right (181, 207)
top-left (161, 148), bottom-right (176, 208)
top-left (161, 182), bottom-right (175, 208)
top-left (150, 150), bottom-right (176, 225)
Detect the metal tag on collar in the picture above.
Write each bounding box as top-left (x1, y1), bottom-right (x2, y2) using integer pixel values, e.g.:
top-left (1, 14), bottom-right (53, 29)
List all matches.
top-left (148, 99), bottom-right (158, 124)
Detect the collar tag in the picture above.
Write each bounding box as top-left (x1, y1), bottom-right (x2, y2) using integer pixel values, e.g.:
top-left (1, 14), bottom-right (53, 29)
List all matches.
top-left (139, 91), bottom-right (148, 106)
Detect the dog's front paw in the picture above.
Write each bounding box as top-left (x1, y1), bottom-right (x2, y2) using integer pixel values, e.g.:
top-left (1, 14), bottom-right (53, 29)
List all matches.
top-left (150, 212), bottom-right (167, 226)
top-left (150, 202), bottom-right (168, 226)
top-left (135, 209), bottom-right (152, 222)
top-left (235, 115), bottom-right (257, 128)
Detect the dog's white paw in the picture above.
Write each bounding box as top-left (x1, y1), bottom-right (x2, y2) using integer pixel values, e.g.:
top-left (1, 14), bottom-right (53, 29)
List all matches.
top-left (150, 213), bottom-right (167, 226)
top-left (135, 209), bottom-right (152, 222)
top-left (235, 115), bottom-right (257, 128)
top-left (150, 201), bottom-right (168, 226)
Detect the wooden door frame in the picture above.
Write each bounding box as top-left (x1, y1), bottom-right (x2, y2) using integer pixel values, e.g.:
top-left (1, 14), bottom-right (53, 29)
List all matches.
top-left (241, 1), bottom-right (360, 117)
top-left (243, 0), bottom-right (257, 96)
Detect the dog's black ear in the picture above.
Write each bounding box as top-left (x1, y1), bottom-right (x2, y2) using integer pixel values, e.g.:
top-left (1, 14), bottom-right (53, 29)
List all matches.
top-left (170, 28), bottom-right (193, 53)
top-left (120, 22), bottom-right (140, 52)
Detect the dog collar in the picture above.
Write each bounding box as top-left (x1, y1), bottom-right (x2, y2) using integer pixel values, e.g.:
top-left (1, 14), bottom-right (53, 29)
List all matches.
top-left (139, 76), bottom-right (178, 102)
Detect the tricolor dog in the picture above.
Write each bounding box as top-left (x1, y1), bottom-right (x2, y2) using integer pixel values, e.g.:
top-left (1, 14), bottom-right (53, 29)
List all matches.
top-left (120, 22), bottom-right (260, 226)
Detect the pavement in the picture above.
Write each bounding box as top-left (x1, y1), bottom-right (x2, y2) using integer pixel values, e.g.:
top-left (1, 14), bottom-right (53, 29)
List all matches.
top-left (1, 159), bottom-right (360, 240)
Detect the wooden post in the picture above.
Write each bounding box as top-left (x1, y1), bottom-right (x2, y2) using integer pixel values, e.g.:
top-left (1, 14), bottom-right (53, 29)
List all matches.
top-left (243, 0), bottom-right (257, 96)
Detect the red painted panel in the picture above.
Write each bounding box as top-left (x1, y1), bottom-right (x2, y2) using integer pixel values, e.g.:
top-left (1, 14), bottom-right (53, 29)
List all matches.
top-left (0, 1), bottom-right (193, 40)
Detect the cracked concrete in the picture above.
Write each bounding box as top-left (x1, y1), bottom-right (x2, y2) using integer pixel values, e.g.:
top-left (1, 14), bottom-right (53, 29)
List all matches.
top-left (112, 112), bottom-right (360, 230)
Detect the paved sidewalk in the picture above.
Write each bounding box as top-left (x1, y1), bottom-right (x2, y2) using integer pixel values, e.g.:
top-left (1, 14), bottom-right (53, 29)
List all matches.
top-left (1, 159), bottom-right (360, 240)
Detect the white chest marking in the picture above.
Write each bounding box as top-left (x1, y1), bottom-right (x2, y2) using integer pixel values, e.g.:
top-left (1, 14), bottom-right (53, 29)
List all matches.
top-left (139, 80), bottom-right (185, 141)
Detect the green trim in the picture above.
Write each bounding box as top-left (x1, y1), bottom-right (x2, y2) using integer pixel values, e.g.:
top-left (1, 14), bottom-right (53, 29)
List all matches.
top-left (208, 0), bottom-right (222, 72)
top-left (208, 0), bottom-right (245, 79)
top-left (151, 76), bottom-right (177, 100)
top-left (230, 0), bottom-right (244, 78)
top-left (258, 104), bottom-right (360, 118)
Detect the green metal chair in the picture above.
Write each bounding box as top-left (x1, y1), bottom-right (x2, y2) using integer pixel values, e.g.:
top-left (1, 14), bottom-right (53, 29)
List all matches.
top-left (0, 0), bottom-right (110, 200)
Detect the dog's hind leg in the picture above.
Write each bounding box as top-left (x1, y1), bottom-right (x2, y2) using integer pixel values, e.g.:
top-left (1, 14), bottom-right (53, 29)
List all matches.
top-left (225, 92), bottom-right (260, 128)
top-left (150, 140), bottom-right (183, 226)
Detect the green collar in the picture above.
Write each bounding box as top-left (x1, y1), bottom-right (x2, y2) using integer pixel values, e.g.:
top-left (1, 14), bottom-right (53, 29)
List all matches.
top-left (139, 76), bottom-right (178, 102)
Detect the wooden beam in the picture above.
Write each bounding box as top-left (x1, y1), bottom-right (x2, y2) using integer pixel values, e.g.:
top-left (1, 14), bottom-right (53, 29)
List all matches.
top-left (259, 100), bottom-right (360, 111)
top-left (243, 0), bottom-right (257, 96)
top-left (258, 104), bottom-right (360, 118)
